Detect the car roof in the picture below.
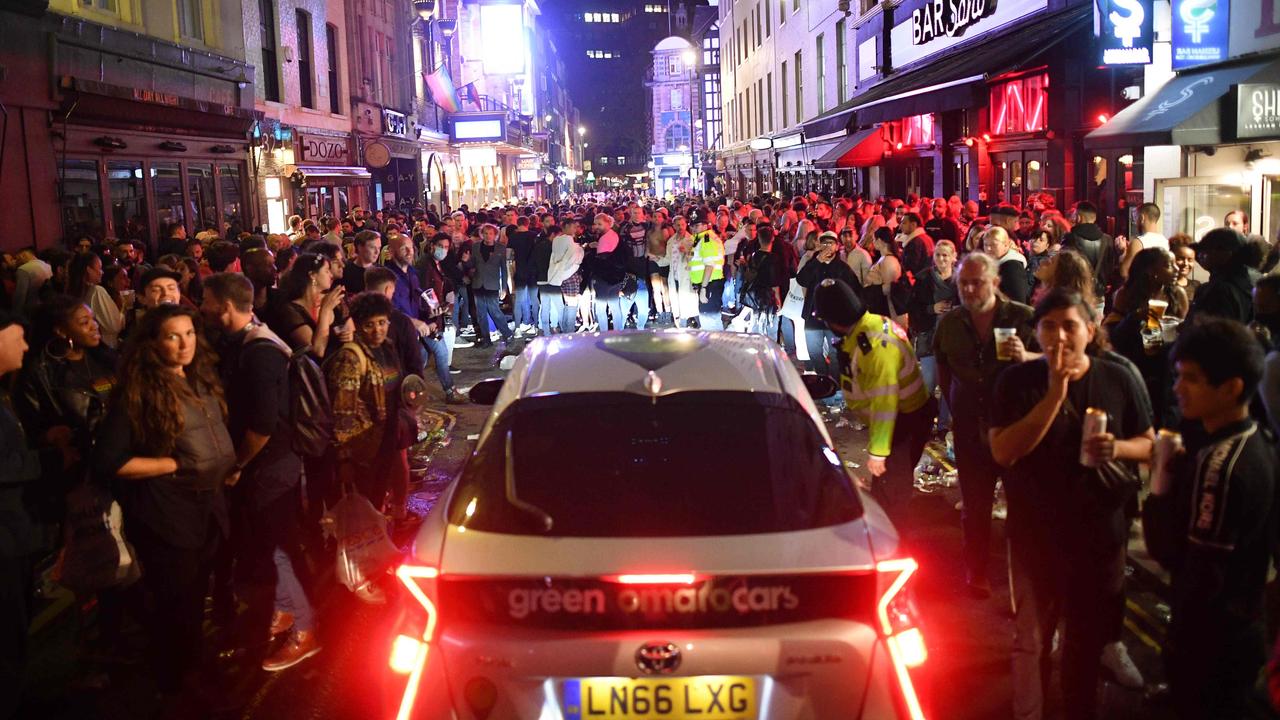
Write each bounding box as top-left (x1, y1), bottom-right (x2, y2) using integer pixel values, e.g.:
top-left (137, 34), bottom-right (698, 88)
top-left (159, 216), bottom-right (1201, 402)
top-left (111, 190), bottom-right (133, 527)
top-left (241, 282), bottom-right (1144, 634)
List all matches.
top-left (478, 330), bottom-right (826, 444)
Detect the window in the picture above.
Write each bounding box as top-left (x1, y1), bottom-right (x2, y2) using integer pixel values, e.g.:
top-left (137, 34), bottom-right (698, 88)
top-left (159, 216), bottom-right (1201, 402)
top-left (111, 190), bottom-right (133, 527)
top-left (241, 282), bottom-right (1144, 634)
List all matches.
top-left (296, 10), bottom-right (314, 108)
top-left (736, 93), bottom-right (743, 142)
top-left (645, 4), bottom-right (665, 12)
top-left (671, 87), bottom-right (683, 109)
top-left (781, 60), bottom-right (789, 127)
top-left (617, 156), bottom-right (626, 164)
top-left (259, 0), bottom-right (280, 102)
top-left (779, 0), bottom-right (785, 25)
top-left (702, 35), bottom-right (719, 66)
top-left (765, 0), bottom-right (771, 36)
top-left (793, 0), bottom-right (799, 13)
top-left (757, 78), bottom-right (764, 134)
top-left (600, 157), bottom-right (609, 165)
top-left (79, 0), bottom-right (119, 12)
top-left (745, 86), bottom-right (752, 137)
top-left (665, 124), bottom-right (691, 152)
top-left (989, 73), bottom-right (1049, 135)
top-left (836, 20), bottom-right (847, 105)
top-left (446, 392), bottom-right (862, 538)
top-left (177, 0), bottom-right (203, 41)
top-left (326, 23), bottom-right (341, 114)
top-left (704, 75), bottom-right (722, 149)
top-left (587, 50), bottom-right (619, 59)
top-left (860, 0), bottom-right (876, 13)
top-left (754, 6), bottom-right (761, 47)
top-left (766, 72), bottom-right (773, 131)
top-left (668, 55), bottom-right (682, 75)
top-left (794, 50), bottom-right (803, 122)
top-left (60, 159), bottom-right (103, 241)
top-left (815, 34), bottom-right (825, 113)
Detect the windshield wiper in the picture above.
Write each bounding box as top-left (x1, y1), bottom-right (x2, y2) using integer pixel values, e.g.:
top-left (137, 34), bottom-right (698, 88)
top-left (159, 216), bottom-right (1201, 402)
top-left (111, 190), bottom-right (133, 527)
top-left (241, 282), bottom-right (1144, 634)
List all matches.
top-left (505, 430), bottom-right (554, 533)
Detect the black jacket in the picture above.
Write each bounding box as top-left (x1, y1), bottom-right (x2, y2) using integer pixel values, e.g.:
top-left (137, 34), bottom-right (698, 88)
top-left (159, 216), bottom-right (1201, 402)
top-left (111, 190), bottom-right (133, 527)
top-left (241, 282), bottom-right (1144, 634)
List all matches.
top-left (1187, 264), bottom-right (1255, 326)
top-left (1062, 223), bottom-right (1117, 296)
top-left (531, 235), bottom-right (553, 283)
top-left (795, 253), bottom-right (860, 328)
top-left (906, 268), bottom-right (958, 339)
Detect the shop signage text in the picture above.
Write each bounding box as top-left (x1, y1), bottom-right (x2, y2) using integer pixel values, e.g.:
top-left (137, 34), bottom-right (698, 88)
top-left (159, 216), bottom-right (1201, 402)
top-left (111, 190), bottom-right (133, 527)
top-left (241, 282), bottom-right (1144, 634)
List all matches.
top-left (298, 135), bottom-right (350, 164)
top-left (891, 0), bottom-right (1046, 69)
top-left (1238, 83), bottom-right (1280, 140)
top-left (911, 0), bottom-right (996, 45)
top-left (1097, 0), bottom-right (1153, 66)
top-left (1172, 0), bottom-right (1229, 69)
top-left (383, 109), bottom-right (408, 137)
top-left (1228, 0), bottom-right (1280, 61)
top-left (451, 114), bottom-right (507, 143)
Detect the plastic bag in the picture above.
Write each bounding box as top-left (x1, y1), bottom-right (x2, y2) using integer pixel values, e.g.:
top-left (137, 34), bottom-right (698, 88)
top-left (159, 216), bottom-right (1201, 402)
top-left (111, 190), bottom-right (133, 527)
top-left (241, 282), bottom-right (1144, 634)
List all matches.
top-left (324, 491), bottom-right (400, 592)
top-left (53, 482), bottom-right (142, 595)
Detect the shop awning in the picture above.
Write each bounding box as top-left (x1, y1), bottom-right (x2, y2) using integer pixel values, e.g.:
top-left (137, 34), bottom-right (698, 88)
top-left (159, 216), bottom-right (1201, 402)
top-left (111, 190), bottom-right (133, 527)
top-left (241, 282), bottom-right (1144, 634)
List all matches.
top-left (657, 167), bottom-right (683, 178)
top-left (814, 126), bottom-right (883, 169)
top-left (806, 3), bottom-right (1088, 129)
top-left (295, 166), bottom-right (372, 180)
top-left (1084, 61), bottom-right (1276, 149)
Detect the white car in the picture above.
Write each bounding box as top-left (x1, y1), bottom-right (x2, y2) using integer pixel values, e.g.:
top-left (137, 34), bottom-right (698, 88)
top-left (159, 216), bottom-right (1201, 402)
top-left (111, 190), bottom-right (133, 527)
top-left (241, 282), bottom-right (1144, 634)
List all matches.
top-left (386, 331), bottom-right (929, 720)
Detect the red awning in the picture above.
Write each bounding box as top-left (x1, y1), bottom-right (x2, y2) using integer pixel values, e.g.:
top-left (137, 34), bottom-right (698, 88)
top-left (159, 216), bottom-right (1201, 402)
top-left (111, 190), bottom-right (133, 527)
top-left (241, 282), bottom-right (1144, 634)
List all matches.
top-left (813, 127), bottom-right (884, 169)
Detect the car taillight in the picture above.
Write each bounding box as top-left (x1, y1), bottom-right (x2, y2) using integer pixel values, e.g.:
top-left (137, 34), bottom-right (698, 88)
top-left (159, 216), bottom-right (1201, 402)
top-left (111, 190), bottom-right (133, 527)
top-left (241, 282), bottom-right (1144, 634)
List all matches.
top-left (876, 558), bottom-right (927, 720)
top-left (391, 564), bottom-right (439, 720)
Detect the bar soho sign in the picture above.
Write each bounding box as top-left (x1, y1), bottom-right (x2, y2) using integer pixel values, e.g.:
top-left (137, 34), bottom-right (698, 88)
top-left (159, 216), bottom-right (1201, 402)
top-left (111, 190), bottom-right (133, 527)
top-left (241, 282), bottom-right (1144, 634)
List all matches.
top-left (299, 135), bottom-right (350, 164)
top-left (1238, 83), bottom-right (1280, 140)
top-left (911, 0), bottom-right (996, 45)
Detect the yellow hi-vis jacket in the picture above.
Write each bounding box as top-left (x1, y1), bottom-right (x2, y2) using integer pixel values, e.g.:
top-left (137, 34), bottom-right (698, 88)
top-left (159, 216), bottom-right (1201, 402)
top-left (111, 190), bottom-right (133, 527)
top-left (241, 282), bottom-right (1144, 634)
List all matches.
top-left (688, 231), bottom-right (724, 285)
top-left (838, 313), bottom-right (929, 459)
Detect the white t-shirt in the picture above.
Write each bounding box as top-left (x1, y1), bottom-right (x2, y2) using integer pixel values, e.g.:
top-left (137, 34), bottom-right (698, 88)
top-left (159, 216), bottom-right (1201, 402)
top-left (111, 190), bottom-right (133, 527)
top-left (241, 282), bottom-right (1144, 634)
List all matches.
top-left (1137, 232), bottom-right (1169, 253)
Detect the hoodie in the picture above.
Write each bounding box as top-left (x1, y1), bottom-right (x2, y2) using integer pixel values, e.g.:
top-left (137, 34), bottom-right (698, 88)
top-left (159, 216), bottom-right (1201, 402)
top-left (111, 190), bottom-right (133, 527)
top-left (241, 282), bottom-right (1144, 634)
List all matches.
top-left (996, 247), bottom-right (1031, 304)
top-left (1187, 263), bottom-right (1255, 326)
top-left (1062, 223), bottom-right (1110, 269)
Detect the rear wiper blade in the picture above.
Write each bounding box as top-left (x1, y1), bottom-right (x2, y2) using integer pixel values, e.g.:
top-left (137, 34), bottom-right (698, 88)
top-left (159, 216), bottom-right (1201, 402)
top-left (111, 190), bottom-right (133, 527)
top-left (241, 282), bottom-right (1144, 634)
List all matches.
top-left (505, 430), bottom-right (554, 533)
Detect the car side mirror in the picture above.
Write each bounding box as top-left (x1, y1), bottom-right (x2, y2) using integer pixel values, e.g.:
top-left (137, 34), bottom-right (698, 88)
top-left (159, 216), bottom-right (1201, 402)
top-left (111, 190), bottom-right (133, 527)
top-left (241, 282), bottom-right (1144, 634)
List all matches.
top-left (468, 378), bottom-right (505, 405)
top-left (801, 373), bottom-right (839, 401)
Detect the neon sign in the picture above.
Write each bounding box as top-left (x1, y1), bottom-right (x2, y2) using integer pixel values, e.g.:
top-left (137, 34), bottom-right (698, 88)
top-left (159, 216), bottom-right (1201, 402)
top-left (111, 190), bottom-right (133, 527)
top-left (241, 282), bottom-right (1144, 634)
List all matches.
top-left (989, 73), bottom-right (1048, 136)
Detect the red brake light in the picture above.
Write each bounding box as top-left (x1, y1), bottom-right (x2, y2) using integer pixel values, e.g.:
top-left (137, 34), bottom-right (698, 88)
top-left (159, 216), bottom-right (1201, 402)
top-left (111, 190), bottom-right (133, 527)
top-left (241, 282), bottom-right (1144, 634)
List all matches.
top-left (610, 573), bottom-right (699, 585)
top-left (392, 564), bottom-right (440, 720)
top-left (877, 558), bottom-right (927, 720)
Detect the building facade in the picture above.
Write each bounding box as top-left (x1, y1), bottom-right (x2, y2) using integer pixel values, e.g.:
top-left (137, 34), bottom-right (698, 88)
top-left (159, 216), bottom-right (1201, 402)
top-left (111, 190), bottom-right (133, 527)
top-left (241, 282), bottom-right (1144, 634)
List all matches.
top-left (647, 36), bottom-right (704, 195)
top-left (0, 0), bottom-right (257, 250)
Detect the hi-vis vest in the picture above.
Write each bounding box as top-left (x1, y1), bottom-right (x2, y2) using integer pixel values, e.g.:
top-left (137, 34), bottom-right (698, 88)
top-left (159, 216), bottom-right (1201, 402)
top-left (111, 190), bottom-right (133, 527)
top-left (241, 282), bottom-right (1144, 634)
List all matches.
top-left (839, 313), bottom-right (928, 458)
top-left (688, 231), bottom-right (725, 285)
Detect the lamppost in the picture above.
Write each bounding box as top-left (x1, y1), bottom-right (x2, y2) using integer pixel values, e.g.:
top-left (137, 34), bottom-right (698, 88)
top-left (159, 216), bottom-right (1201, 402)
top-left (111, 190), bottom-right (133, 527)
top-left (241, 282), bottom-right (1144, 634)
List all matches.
top-left (682, 48), bottom-right (698, 194)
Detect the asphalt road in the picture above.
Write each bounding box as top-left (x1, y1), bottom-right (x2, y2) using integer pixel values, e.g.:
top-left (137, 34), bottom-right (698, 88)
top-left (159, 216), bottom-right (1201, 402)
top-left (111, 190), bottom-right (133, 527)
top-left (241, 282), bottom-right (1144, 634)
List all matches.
top-left (18, 335), bottom-right (1266, 720)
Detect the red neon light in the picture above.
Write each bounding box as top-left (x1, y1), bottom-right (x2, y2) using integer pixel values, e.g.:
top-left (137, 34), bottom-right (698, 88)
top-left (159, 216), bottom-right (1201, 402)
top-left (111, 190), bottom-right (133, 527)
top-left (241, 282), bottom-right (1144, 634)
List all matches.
top-left (877, 558), bottom-right (927, 720)
top-left (394, 565), bottom-right (440, 720)
top-left (1029, 94), bottom-right (1045, 133)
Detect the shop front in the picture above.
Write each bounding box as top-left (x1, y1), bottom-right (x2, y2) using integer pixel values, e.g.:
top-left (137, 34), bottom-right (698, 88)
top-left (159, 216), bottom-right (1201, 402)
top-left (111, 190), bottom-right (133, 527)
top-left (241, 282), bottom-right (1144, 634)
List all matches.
top-left (288, 132), bottom-right (370, 224)
top-left (1087, 57), bottom-right (1280, 242)
top-left (53, 79), bottom-right (258, 249)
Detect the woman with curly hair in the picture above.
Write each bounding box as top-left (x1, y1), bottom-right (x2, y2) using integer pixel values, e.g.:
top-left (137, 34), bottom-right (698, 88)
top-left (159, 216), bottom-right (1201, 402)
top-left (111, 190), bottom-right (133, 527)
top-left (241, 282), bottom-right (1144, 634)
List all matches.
top-left (324, 292), bottom-right (414, 518)
top-left (93, 304), bottom-right (233, 697)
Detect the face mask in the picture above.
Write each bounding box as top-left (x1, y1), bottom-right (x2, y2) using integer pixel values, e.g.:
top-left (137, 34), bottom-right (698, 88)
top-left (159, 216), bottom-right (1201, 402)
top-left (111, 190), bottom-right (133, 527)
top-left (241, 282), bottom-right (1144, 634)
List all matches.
top-left (433, 247), bottom-right (448, 261)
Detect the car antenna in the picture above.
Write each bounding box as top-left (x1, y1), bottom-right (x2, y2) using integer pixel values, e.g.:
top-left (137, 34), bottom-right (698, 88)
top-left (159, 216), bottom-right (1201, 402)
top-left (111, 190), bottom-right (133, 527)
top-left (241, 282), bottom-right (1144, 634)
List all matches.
top-left (505, 430), bottom-right (554, 532)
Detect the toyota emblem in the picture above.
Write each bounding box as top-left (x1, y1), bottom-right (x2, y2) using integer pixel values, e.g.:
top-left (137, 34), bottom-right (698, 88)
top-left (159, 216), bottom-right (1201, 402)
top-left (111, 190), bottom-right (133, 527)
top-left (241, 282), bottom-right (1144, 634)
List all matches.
top-left (635, 641), bottom-right (682, 675)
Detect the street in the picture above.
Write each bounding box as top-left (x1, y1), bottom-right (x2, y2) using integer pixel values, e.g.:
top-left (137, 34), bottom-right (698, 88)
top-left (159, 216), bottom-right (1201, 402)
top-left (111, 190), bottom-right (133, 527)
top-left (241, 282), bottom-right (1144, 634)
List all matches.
top-left (18, 339), bottom-right (1248, 720)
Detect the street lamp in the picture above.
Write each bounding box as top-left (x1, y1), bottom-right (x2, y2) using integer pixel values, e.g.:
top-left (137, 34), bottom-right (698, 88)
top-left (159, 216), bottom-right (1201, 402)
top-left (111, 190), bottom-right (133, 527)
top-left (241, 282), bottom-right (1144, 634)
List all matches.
top-left (412, 0), bottom-right (436, 20)
top-left (578, 126), bottom-right (587, 137)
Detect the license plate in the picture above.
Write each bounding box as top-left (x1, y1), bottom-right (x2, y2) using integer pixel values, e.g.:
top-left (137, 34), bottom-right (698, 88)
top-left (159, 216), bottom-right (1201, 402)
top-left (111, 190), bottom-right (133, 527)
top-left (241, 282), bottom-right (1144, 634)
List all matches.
top-left (562, 676), bottom-right (757, 720)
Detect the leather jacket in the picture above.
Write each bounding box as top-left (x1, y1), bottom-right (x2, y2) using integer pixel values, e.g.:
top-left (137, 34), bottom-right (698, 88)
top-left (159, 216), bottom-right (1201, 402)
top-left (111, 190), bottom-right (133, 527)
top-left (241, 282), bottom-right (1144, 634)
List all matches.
top-left (14, 346), bottom-right (116, 452)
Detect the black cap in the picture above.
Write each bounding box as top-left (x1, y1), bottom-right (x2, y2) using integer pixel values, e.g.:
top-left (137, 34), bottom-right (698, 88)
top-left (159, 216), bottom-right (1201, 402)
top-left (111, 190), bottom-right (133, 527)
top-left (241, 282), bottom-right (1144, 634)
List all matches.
top-left (812, 278), bottom-right (865, 328)
top-left (1193, 228), bottom-right (1246, 253)
top-left (139, 267), bottom-right (182, 290)
top-left (990, 204), bottom-right (1020, 218)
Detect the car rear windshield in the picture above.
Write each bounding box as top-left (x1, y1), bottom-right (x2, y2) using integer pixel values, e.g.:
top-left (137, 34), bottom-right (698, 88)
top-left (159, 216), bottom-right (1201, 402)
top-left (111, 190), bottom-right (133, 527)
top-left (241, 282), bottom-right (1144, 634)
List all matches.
top-left (447, 391), bottom-right (862, 537)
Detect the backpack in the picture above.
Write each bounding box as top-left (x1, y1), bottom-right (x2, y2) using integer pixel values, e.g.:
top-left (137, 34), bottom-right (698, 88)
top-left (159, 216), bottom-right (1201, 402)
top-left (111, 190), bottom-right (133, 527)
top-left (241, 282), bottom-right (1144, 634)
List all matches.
top-left (243, 324), bottom-right (335, 458)
top-left (739, 251), bottom-right (772, 310)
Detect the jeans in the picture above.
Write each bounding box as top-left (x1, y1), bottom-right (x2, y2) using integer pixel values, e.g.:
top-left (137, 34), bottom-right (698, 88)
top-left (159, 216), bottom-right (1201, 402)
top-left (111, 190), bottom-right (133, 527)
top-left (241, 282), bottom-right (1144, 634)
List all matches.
top-left (918, 354), bottom-right (952, 430)
top-left (1009, 530), bottom-right (1124, 720)
top-left (451, 285), bottom-right (472, 329)
top-left (421, 335), bottom-right (453, 391)
top-left (514, 283), bottom-right (539, 328)
top-left (621, 278), bottom-right (650, 329)
top-left (594, 291), bottom-right (625, 330)
top-left (537, 285), bottom-right (564, 333)
top-left (273, 546), bottom-right (315, 632)
top-left (778, 315), bottom-right (798, 356)
top-left (722, 267), bottom-right (740, 308)
top-left (474, 290), bottom-right (512, 342)
top-left (752, 308), bottom-right (778, 339)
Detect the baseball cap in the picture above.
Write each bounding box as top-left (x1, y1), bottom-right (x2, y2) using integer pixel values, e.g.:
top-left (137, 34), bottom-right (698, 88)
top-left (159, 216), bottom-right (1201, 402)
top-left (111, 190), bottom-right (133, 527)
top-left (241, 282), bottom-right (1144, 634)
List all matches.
top-left (139, 267), bottom-right (182, 290)
top-left (1192, 228), bottom-right (1246, 254)
top-left (812, 278), bottom-right (866, 328)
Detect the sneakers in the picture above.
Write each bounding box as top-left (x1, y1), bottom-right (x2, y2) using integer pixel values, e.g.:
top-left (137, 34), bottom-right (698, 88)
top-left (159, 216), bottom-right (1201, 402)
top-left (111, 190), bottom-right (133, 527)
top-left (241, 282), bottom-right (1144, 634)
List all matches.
top-left (268, 610), bottom-right (294, 640)
top-left (261, 630), bottom-right (321, 672)
top-left (453, 337), bottom-right (475, 349)
top-left (459, 327), bottom-right (475, 337)
top-left (444, 388), bottom-right (469, 405)
top-left (1101, 641), bottom-right (1144, 689)
top-left (448, 365), bottom-right (462, 374)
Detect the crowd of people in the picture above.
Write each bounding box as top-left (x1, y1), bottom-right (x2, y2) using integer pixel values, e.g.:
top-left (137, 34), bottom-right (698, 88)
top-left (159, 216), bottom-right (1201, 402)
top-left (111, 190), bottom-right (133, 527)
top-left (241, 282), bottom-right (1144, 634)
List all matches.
top-left (0, 188), bottom-right (1278, 720)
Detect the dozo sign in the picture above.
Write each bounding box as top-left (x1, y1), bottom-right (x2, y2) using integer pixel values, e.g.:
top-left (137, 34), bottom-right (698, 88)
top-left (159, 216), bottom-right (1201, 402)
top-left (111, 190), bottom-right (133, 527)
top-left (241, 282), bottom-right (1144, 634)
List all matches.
top-left (891, 0), bottom-right (1048, 69)
top-left (298, 135), bottom-right (350, 164)
top-left (1097, 0), bottom-right (1153, 66)
top-left (1238, 83), bottom-right (1280, 140)
top-left (1171, 0), bottom-right (1229, 69)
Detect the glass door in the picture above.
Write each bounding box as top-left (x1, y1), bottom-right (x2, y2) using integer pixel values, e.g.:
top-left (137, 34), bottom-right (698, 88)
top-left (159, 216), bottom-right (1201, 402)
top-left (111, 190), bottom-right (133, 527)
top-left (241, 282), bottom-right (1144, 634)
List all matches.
top-left (1156, 176), bottom-right (1253, 242)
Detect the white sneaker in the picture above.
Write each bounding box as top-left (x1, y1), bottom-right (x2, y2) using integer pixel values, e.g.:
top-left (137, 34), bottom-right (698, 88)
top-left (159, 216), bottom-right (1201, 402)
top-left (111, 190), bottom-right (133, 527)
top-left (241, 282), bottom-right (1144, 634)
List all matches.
top-left (453, 337), bottom-right (475, 348)
top-left (1101, 641), bottom-right (1144, 689)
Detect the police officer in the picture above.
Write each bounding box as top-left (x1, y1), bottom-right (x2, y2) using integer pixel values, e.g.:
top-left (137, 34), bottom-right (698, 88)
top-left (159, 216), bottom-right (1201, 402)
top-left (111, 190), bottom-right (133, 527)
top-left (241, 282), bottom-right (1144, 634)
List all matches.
top-left (813, 278), bottom-right (935, 525)
top-left (688, 212), bottom-right (725, 330)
